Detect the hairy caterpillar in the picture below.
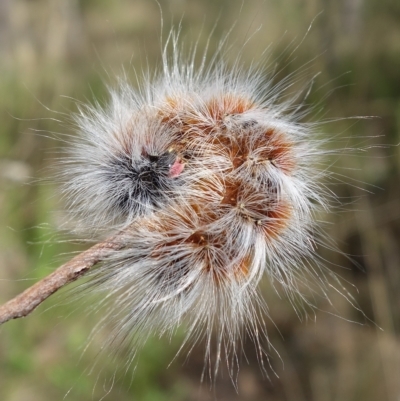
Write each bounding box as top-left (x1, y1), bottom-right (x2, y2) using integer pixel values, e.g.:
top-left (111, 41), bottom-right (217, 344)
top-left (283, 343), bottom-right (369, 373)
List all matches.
top-left (53, 30), bottom-right (353, 381)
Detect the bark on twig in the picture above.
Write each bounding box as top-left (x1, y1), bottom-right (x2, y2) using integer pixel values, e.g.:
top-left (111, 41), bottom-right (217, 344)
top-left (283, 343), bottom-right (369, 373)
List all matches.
top-left (0, 234), bottom-right (125, 325)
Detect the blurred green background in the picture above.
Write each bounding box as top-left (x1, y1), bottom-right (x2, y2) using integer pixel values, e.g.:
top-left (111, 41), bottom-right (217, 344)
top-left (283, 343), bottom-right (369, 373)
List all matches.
top-left (0, 0), bottom-right (399, 400)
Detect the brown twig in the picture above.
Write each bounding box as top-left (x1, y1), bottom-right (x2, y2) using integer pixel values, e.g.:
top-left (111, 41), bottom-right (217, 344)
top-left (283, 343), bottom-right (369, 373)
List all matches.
top-left (0, 234), bottom-right (126, 325)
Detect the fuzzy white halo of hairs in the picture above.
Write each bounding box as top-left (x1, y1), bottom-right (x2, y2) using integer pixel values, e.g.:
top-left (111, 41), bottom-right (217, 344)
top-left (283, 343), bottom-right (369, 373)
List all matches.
top-left (59, 31), bottom-right (341, 377)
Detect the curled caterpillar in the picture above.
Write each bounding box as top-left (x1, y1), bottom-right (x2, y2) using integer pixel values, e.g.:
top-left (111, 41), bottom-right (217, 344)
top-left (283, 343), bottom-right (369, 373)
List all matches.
top-left (60, 34), bottom-right (342, 378)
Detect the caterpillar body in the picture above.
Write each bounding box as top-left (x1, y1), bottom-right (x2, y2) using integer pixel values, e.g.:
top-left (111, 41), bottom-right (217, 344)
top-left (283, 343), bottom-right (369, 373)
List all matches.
top-left (61, 34), bottom-right (339, 378)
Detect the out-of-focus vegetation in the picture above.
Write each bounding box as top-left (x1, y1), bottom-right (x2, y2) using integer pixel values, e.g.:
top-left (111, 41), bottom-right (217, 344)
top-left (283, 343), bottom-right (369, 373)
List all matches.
top-left (0, 0), bottom-right (399, 400)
